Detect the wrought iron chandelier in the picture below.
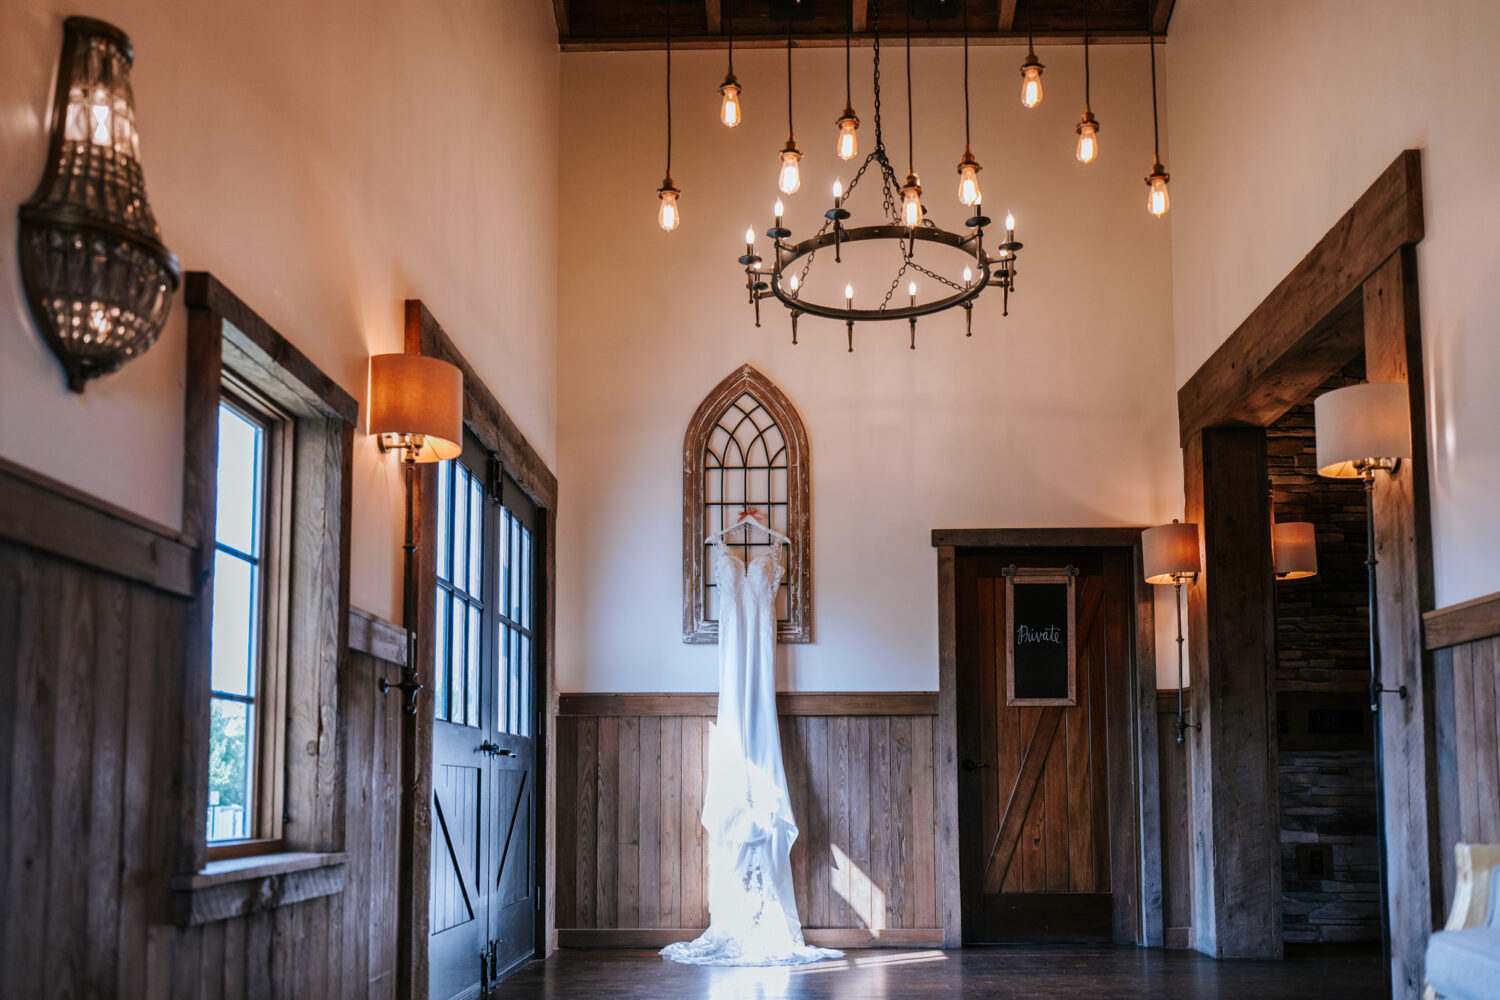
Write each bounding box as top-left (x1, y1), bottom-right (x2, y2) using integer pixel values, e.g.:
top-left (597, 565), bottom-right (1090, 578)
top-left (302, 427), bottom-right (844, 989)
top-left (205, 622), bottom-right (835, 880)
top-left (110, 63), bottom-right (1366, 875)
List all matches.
top-left (737, 1), bottom-right (1022, 351)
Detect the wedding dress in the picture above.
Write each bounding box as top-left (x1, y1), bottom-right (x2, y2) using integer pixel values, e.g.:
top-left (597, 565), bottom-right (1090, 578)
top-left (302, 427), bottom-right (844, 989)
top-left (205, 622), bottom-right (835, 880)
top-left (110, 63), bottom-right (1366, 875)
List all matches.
top-left (661, 538), bottom-right (841, 967)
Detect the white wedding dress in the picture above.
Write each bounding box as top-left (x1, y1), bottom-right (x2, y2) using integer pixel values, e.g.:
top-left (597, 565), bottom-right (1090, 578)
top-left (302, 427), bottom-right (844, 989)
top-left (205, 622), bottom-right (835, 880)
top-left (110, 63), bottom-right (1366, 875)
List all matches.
top-left (661, 539), bottom-right (842, 967)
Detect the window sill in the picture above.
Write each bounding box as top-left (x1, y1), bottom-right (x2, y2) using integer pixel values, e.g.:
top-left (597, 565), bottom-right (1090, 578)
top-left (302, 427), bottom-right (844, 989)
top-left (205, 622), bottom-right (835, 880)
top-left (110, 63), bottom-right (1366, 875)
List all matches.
top-left (171, 851), bottom-right (346, 926)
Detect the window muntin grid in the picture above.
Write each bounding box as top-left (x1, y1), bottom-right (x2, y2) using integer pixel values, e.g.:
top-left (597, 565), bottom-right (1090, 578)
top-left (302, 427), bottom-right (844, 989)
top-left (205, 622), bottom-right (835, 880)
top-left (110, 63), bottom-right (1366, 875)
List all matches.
top-left (497, 505), bottom-right (534, 738)
top-left (703, 392), bottom-right (790, 623)
top-left (434, 456), bottom-right (485, 728)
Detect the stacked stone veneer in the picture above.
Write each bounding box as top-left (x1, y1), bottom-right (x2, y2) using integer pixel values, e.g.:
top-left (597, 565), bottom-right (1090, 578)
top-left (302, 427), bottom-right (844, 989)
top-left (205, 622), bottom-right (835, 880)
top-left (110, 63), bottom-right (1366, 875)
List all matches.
top-left (1268, 360), bottom-right (1382, 944)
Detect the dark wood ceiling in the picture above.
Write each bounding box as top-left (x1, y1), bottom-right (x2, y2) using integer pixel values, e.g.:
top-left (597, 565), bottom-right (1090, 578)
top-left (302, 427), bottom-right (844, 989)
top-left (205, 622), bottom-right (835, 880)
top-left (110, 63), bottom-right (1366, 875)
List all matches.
top-left (555, 0), bottom-right (1174, 51)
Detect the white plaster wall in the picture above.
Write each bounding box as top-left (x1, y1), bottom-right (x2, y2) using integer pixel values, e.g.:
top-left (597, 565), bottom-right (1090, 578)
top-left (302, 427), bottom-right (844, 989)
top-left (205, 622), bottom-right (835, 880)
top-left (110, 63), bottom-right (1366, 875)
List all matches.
top-left (557, 43), bottom-right (1183, 692)
top-left (0, 0), bottom-right (560, 623)
top-left (1167, 0), bottom-right (1500, 609)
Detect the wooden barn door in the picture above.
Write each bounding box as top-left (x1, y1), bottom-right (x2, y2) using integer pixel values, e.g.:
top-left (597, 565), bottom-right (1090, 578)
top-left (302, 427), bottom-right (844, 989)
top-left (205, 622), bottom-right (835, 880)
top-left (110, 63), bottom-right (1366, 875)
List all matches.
top-left (429, 439), bottom-right (542, 998)
top-left (956, 547), bottom-right (1137, 942)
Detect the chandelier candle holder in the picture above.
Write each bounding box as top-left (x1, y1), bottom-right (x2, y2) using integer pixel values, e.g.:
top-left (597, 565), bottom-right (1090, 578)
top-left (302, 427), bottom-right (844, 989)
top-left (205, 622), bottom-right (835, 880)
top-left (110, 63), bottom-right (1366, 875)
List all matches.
top-left (19, 16), bottom-right (180, 392)
top-left (739, 4), bottom-right (1022, 350)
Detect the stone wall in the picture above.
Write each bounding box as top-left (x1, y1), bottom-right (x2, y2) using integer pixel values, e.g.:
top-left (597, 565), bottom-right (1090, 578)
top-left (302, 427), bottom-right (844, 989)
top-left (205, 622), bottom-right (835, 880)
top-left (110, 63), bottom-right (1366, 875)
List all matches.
top-left (1268, 360), bottom-right (1382, 944)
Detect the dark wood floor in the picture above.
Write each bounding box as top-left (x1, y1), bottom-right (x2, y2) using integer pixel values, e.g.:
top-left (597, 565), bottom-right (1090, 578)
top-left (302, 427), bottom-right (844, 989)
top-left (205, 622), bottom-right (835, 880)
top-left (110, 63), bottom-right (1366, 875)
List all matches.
top-left (493, 945), bottom-right (1386, 999)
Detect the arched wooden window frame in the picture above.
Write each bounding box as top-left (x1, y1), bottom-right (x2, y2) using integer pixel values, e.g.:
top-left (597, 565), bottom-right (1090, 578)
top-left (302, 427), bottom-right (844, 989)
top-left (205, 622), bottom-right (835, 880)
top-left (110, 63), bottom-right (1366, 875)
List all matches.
top-left (683, 364), bottom-right (812, 644)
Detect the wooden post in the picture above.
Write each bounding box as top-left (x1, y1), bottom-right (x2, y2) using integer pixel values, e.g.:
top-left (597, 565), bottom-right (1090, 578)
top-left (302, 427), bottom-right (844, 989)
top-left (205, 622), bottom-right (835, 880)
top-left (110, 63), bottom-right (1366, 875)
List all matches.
top-left (935, 545), bottom-right (962, 948)
top-left (1364, 247), bottom-right (1440, 999)
top-left (1183, 427), bottom-right (1283, 958)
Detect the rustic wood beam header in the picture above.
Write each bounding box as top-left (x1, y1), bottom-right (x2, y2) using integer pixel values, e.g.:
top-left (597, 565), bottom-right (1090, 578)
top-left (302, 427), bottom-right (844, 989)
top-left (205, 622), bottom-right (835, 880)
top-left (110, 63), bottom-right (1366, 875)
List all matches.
top-left (1176, 149), bottom-right (1424, 445)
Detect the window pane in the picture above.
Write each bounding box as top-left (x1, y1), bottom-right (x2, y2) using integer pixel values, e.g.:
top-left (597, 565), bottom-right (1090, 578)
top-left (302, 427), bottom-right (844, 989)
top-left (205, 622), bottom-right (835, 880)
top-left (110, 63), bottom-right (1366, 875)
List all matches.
top-left (466, 603), bottom-right (481, 727)
top-left (208, 697), bottom-right (255, 842)
top-left (468, 474), bottom-right (483, 596)
top-left (520, 526), bottom-right (533, 630)
top-left (519, 632), bottom-right (531, 737)
top-left (497, 621), bottom-right (509, 734)
top-left (450, 591), bottom-right (467, 723)
top-left (509, 627), bottom-right (522, 734)
top-left (509, 516), bottom-right (523, 622)
top-left (210, 550), bottom-right (257, 697)
top-left (453, 467), bottom-right (469, 594)
top-left (215, 404), bottom-right (263, 556)
top-left (499, 509), bottom-right (512, 621)
top-left (434, 584), bottom-right (450, 721)
top-left (437, 460), bottom-right (452, 583)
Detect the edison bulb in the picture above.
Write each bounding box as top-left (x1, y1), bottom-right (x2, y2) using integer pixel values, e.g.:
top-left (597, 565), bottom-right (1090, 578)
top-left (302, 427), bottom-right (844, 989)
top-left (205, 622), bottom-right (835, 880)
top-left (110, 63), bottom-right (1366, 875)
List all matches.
top-left (902, 185), bottom-right (923, 228)
top-left (957, 161), bottom-right (982, 207)
top-left (778, 141), bottom-right (803, 196)
top-left (1076, 120), bottom-right (1099, 164)
top-left (1021, 63), bottom-right (1044, 109)
top-left (719, 80), bottom-right (742, 127)
top-left (837, 116), bottom-right (859, 160)
top-left (1147, 172), bottom-right (1170, 217)
top-left (657, 187), bottom-right (680, 231)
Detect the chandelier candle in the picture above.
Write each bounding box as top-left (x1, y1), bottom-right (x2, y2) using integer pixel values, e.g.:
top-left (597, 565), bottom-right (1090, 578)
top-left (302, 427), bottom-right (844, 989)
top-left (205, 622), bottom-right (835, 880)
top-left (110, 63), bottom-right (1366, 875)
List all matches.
top-left (826, 179), bottom-right (851, 262)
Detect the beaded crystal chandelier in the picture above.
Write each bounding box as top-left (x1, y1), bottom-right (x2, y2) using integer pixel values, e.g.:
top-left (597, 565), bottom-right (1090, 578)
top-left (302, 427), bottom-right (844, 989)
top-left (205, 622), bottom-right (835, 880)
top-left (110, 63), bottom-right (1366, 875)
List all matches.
top-left (18, 17), bottom-right (179, 392)
top-left (737, 2), bottom-right (1021, 351)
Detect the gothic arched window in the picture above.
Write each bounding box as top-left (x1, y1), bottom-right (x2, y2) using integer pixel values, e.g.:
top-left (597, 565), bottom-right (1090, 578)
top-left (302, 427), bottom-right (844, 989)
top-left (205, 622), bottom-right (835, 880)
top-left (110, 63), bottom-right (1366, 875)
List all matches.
top-left (683, 365), bottom-right (811, 643)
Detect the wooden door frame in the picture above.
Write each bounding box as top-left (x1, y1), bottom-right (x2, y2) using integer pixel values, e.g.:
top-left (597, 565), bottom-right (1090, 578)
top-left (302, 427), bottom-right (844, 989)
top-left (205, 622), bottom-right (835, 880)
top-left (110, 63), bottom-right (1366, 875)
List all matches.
top-left (398, 301), bottom-right (560, 997)
top-left (933, 527), bottom-right (1161, 949)
top-left (1173, 150), bottom-right (1435, 984)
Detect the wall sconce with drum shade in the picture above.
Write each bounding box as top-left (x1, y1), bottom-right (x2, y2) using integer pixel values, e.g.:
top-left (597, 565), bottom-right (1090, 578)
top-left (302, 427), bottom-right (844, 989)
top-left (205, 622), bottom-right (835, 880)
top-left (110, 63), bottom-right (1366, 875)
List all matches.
top-left (1143, 519), bottom-right (1202, 744)
top-left (1273, 521), bottom-right (1319, 581)
top-left (1315, 381), bottom-right (1413, 711)
top-left (18, 17), bottom-right (179, 392)
top-left (368, 354), bottom-right (463, 713)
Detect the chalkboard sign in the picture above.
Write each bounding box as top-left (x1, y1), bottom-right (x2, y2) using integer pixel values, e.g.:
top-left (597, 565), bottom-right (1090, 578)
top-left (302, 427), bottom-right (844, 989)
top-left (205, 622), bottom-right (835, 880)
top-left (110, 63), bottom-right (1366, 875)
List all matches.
top-left (1005, 567), bottom-right (1077, 706)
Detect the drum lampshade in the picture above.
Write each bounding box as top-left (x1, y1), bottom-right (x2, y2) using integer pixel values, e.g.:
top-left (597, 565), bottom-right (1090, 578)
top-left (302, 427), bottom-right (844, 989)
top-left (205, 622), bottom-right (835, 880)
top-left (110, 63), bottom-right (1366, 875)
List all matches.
top-left (1314, 382), bottom-right (1411, 478)
top-left (368, 354), bottom-right (463, 462)
top-left (1142, 520), bottom-right (1201, 584)
top-left (1272, 521), bottom-right (1318, 580)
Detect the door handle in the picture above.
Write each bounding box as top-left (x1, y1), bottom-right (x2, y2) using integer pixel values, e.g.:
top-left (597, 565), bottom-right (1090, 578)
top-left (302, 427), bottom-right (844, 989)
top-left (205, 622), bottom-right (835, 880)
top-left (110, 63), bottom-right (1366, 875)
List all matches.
top-left (496, 747), bottom-right (517, 757)
top-left (479, 741), bottom-right (500, 756)
top-left (961, 758), bottom-right (989, 772)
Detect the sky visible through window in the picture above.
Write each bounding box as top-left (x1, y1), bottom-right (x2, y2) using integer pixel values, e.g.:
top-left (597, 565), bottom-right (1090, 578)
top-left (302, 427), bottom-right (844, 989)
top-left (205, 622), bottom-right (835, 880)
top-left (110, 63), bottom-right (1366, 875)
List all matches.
top-left (208, 401), bottom-right (266, 843)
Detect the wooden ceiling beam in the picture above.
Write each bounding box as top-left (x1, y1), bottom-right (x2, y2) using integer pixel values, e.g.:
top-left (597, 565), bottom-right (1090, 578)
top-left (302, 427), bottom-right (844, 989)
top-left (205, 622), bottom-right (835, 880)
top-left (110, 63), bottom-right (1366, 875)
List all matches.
top-left (560, 31), bottom-right (1159, 53)
top-left (553, 0), bottom-right (570, 39)
top-left (998, 0), bottom-right (1018, 31)
top-left (852, 0), bottom-right (869, 33)
top-left (705, 0), bottom-right (720, 35)
top-left (1151, 0), bottom-right (1175, 35)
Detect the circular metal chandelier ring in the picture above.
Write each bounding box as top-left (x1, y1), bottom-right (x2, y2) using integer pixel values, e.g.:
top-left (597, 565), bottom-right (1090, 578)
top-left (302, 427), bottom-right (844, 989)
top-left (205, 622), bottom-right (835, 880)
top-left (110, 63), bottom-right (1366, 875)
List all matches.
top-left (766, 224), bottom-right (998, 322)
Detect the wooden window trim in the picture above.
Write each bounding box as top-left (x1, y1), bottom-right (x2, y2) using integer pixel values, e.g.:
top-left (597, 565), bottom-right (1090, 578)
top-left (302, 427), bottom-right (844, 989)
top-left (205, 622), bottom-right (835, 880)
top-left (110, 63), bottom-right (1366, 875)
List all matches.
top-left (180, 272), bottom-right (357, 898)
top-left (682, 364), bottom-right (812, 644)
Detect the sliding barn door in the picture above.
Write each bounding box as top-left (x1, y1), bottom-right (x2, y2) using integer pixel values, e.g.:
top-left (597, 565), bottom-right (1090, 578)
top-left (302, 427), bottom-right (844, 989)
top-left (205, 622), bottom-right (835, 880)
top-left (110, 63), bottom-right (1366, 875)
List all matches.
top-left (955, 547), bottom-right (1137, 942)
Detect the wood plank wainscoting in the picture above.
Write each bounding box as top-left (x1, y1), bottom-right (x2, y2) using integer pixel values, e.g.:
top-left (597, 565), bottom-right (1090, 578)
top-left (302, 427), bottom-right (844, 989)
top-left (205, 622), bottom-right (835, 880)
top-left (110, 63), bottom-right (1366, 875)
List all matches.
top-left (1157, 690), bottom-right (1195, 949)
top-left (553, 692), bottom-right (944, 949)
top-left (0, 455), bottom-right (411, 997)
top-left (1427, 591), bottom-right (1500, 909)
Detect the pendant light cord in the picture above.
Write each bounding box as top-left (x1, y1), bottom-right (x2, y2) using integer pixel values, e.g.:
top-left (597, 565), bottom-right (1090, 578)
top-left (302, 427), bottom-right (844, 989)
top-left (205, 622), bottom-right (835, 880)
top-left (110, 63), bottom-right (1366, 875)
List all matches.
top-left (665, 1), bottom-right (672, 172)
top-left (727, 0), bottom-right (734, 77)
top-left (906, 1), bottom-right (914, 172)
top-left (962, 0), bottom-right (970, 147)
top-left (1083, 0), bottom-right (1091, 109)
top-left (845, 0), bottom-right (852, 106)
top-left (1147, 0), bottom-right (1160, 159)
top-left (787, 6), bottom-right (794, 136)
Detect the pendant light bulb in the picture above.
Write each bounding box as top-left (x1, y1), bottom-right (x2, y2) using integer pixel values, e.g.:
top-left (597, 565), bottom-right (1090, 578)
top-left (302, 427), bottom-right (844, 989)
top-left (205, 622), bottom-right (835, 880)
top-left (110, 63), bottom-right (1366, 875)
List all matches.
top-left (1076, 111), bottom-right (1100, 164)
top-left (956, 147), bottom-right (983, 207)
top-left (1146, 159), bottom-right (1171, 217)
top-left (836, 109), bottom-right (860, 161)
top-left (778, 137), bottom-right (803, 195)
top-left (901, 173), bottom-right (923, 228)
top-left (719, 77), bottom-right (742, 127)
top-left (657, 177), bottom-right (681, 231)
top-left (1020, 52), bottom-right (1045, 109)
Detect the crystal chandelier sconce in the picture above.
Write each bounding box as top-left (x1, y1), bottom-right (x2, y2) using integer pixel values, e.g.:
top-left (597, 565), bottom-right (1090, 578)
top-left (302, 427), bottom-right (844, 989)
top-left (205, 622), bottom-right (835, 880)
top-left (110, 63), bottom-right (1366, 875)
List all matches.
top-left (738, 3), bottom-right (1022, 350)
top-left (18, 17), bottom-right (179, 393)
